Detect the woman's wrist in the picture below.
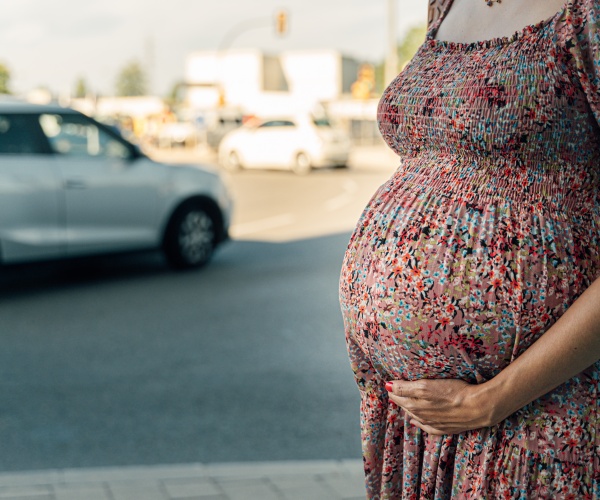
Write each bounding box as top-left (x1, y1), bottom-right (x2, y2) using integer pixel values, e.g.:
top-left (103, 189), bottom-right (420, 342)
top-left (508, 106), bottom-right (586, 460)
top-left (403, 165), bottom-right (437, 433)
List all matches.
top-left (472, 376), bottom-right (516, 427)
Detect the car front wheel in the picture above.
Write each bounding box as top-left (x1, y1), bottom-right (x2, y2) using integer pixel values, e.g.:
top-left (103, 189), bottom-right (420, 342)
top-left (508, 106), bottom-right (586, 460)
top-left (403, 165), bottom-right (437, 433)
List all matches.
top-left (224, 150), bottom-right (242, 172)
top-left (163, 203), bottom-right (217, 269)
top-left (292, 152), bottom-right (311, 175)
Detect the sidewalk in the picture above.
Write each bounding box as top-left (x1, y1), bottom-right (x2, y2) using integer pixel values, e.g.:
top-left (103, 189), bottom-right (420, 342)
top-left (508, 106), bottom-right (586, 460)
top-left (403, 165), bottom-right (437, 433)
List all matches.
top-left (0, 460), bottom-right (365, 500)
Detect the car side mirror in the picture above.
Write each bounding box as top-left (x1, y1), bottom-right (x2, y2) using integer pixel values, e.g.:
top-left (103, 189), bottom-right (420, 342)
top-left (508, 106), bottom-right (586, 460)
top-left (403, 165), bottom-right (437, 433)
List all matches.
top-left (126, 143), bottom-right (146, 162)
top-left (131, 144), bottom-right (143, 159)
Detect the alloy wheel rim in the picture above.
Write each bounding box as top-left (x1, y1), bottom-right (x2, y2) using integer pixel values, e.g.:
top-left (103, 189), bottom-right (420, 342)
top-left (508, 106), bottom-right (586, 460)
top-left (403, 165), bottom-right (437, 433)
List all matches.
top-left (228, 151), bottom-right (240, 169)
top-left (295, 153), bottom-right (310, 173)
top-left (178, 211), bottom-right (214, 264)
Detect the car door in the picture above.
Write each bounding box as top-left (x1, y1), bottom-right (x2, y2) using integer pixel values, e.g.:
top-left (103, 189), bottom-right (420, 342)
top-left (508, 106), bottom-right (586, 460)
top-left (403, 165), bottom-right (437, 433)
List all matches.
top-left (38, 112), bottom-right (166, 256)
top-left (0, 113), bottom-right (64, 263)
top-left (247, 120), bottom-right (299, 168)
top-left (237, 121), bottom-right (272, 167)
top-left (271, 120), bottom-right (301, 166)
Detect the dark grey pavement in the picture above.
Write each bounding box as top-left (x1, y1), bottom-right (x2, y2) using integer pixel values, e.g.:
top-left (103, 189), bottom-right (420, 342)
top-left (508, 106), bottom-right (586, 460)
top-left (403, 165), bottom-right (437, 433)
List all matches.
top-left (0, 232), bottom-right (362, 471)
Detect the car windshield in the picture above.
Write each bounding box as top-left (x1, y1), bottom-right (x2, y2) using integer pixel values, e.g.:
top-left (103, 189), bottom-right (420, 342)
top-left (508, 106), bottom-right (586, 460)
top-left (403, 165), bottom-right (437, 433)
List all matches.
top-left (312, 117), bottom-right (331, 127)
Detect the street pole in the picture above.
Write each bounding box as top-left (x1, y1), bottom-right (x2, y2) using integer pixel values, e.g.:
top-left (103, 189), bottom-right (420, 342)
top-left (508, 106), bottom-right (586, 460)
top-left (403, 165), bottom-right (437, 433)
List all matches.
top-left (385, 0), bottom-right (398, 86)
top-left (215, 15), bottom-right (280, 107)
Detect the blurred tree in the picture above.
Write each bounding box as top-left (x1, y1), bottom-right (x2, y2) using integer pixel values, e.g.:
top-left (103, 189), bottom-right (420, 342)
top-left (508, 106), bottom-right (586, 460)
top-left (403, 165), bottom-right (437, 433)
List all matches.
top-left (0, 62), bottom-right (11, 94)
top-left (375, 23), bottom-right (427, 92)
top-left (398, 24), bottom-right (427, 67)
top-left (164, 81), bottom-right (184, 109)
top-left (115, 61), bottom-right (147, 96)
top-left (74, 77), bottom-right (88, 98)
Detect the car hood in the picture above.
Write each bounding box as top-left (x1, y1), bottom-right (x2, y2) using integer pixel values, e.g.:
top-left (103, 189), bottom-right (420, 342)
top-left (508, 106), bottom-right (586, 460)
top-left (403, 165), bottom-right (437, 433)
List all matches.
top-left (165, 162), bottom-right (220, 176)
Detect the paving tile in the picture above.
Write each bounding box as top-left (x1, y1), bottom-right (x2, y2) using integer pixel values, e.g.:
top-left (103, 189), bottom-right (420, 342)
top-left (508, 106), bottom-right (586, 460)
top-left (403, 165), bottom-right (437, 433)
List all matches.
top-left (0, 472), bottom-right (62, 488)
top-left (168, 497), bottom-right (227, 500)
top-left (108, 481), bottom-right (167, 500)
top-left (0, 497), bottom-right (53, 500)
top-left (162, 478), bottom-right (222, 498)
top-left (206, 460), bottom-right (339, 479)
top-left (63, 464), bottom-right (206, 484)
top-left (270, 475), bottom-right (338, 500)
top-left (215, 478), bottom-right (281, 500)
top-left (338, 460), bottom-right (363, 476)
top-left (53, 484), bottom-right (112, 500)
top-left (0, 485), bottom-right (53, 498)
top-left (320, 472), bottom-right (365, 499)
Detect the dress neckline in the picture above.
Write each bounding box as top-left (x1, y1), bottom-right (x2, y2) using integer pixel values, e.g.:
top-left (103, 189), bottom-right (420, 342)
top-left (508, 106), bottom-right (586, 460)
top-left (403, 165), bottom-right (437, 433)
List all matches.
top-left (427, 0), bottom-right (570, 50)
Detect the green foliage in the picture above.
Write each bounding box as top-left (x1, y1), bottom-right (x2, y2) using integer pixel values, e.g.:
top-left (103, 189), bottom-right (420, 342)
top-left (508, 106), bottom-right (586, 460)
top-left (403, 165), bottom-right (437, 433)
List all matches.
top-left (165, 81), bottom-right (184, 108)
top-left (74, 77), bottom-right (88, 98)
top-left (0, 62), bottom-right (11, 94)
top-left (374, 23), bottom-right (427, 93)
top-left (115, 61), bottom-right (148, 97)
top-left (398, 24), bottom-right (427, 68)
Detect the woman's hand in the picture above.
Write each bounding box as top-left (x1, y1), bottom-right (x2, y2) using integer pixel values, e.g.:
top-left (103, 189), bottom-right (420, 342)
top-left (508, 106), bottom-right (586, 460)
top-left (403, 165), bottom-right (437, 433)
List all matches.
top-left (385, 279), bottom-right (600, 436)
top-left (385, 379), bottom-right (501, 435)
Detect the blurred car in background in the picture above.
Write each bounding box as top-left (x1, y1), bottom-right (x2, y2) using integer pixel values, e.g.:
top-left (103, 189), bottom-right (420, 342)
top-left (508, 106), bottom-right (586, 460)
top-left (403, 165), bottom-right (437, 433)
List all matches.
top-left (157, 120), bottom-right (199, 149)
top-left (218, 114), bottom-right (351, 174)
top-left (206, 109), bottom-right (244, 150)
top-left (0, 100), bottom-right (232, 269)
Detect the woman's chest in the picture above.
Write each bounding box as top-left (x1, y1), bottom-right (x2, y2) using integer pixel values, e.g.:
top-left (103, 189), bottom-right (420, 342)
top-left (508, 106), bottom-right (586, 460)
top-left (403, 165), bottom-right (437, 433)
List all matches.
top-left (377, 32), bottom-right (597, 160)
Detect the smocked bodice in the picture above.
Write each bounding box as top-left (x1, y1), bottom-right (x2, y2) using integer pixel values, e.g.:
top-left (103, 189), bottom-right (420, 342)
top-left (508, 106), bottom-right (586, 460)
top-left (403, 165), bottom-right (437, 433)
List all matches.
top-left (377, 1), bottom-right (600, 213)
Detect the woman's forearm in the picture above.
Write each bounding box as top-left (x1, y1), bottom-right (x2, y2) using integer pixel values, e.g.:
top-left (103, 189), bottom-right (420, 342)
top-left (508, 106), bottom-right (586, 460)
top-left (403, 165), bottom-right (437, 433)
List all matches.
top-left (482, 276), bottom-right (600, 424)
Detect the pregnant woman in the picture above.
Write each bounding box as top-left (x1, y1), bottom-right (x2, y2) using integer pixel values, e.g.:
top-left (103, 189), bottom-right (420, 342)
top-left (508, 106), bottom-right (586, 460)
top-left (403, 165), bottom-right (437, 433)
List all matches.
top-left (339, 0), bottom-right (600, 497)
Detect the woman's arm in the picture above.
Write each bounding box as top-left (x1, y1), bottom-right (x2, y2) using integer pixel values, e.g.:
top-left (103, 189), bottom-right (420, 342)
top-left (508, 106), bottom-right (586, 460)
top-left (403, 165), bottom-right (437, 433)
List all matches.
top-left (386, 276), bottom-right (600, 435)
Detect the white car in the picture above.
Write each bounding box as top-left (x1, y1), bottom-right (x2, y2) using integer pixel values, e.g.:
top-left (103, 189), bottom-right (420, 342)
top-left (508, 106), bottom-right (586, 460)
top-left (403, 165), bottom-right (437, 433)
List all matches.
top-left (0, 100), bottom-right (233, 269)
top-left (218, 115), bottom-right (351, 174)
top-left (157, 121), bottom-right (198, 148)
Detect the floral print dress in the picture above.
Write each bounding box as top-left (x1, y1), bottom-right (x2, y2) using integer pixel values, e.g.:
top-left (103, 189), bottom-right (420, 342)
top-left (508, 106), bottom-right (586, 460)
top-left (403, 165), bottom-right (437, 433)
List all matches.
top-left (339, 0), bottom-right (600, 498)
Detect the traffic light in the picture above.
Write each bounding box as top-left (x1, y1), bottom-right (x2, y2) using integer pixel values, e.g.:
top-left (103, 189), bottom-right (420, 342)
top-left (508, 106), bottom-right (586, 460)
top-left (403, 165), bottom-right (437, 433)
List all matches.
top-left (275, 10), bottom-right (288, 36)
top-left (352, 64), bottom-right (376, 99)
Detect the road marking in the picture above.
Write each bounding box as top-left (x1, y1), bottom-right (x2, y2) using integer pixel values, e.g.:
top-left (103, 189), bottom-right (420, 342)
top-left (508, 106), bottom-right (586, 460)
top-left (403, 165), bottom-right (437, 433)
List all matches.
top-left (230, 213), bottom-right (295, 237)
top-left (324, 178), bottom-right (359, 212)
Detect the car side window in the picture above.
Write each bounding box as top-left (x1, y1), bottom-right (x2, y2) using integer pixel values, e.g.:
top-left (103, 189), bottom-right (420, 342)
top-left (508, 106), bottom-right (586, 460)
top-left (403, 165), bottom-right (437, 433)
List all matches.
top-left (258, 120), bottom-right (296, 128)
top-left (0, 114), bottom-right (49, 154)
top-left (39, 114), bottom-right (131, 159)
top-left (312, 117), bottom-right (331, 127)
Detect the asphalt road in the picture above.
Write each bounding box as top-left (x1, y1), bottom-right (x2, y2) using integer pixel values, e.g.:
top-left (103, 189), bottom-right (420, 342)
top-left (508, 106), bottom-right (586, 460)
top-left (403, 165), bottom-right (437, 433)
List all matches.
top-left (0, 149), bottom-right (397, 471)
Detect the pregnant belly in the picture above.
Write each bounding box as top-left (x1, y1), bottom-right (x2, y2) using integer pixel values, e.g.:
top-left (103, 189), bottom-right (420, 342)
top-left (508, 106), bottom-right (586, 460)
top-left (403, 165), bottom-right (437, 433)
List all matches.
top-left (339, 185), bottom-right (595, 383)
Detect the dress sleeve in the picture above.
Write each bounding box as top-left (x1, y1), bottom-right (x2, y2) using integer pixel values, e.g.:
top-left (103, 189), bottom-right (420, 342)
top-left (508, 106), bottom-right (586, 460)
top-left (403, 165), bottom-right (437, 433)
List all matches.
top-left (567, 0), bottom-right (600, 124)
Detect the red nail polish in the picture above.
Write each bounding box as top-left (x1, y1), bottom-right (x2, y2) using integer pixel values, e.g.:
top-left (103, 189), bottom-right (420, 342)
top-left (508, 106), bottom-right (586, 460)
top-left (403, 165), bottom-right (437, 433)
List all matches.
top-left (385, 382), bottom-right (393, 392)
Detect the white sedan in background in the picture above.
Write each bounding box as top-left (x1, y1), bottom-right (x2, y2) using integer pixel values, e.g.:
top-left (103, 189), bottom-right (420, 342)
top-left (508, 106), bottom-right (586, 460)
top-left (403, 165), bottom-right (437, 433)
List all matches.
top-left (218, 115), bottom-right (351, 174)
top-left (0, 99), bottom-right (233, 269)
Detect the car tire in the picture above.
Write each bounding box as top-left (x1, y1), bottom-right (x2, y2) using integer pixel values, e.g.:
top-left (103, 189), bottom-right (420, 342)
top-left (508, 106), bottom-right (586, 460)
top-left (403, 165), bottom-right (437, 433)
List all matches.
top-left (163, 203), bottom-right (217, 269)
top-left (292, 152), bottom-right (311, 175)
top-left (224, 150), bottom-right (242, 172)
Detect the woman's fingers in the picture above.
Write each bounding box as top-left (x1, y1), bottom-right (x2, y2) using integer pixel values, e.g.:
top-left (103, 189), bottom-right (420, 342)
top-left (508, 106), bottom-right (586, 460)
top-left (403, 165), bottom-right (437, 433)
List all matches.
top-left (385, 380), bottom-right (426, 399)
top-left (384, 378), bottom-right (488, 435)
top-left (389, 392), bottom-right (475, 434)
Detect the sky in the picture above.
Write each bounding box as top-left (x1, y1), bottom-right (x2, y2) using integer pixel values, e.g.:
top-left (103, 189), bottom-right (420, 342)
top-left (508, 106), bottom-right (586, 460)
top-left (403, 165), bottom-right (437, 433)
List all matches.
top-left (1, 0), bottom-right (429, 98)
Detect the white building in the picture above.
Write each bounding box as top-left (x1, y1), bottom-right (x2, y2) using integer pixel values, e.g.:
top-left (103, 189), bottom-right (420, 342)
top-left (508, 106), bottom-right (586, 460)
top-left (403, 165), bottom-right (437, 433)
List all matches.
top-left (184, 49), bottom-right (361, 117)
